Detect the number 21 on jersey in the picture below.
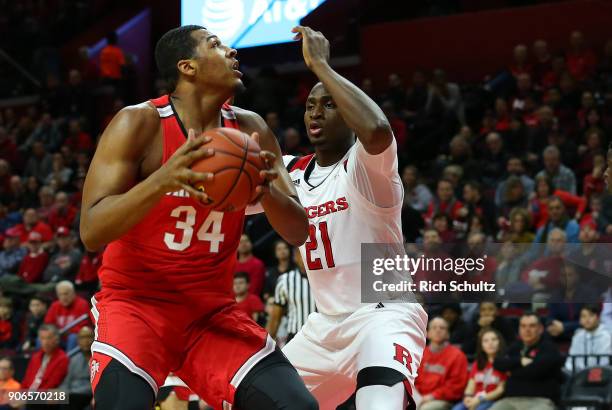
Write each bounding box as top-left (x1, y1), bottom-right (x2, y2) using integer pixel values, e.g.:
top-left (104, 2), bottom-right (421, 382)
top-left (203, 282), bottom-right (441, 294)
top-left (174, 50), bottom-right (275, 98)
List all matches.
top-left (305, 222), bottom-right (335, 270)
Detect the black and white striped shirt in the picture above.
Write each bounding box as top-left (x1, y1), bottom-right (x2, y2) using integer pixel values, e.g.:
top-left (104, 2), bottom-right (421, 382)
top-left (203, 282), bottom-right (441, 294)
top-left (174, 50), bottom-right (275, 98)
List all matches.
top-left (274, 269), bottom-right (316, 334)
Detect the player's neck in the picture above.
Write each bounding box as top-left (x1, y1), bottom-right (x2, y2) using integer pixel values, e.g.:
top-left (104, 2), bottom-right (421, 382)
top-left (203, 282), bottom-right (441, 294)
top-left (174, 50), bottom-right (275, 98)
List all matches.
top-left (170, 87), bottom-right (229, 133)
top-left (314, 147), bottom-right (349, 167)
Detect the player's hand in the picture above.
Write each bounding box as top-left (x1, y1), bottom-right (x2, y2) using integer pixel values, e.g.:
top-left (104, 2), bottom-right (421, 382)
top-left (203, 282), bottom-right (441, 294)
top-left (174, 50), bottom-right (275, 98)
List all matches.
top-left (249, 132), bottom-right (278, 205)
top-left (150, 128), bottom-right (215, 203)
top-left (292, 25), bottom-right (330, 70)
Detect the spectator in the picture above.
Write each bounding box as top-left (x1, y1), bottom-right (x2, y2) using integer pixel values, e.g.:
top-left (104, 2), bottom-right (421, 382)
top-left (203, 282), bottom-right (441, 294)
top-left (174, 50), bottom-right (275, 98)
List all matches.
top-left (566, 30), bottom-right (597, 81)
top-left (530, 175), bottom-right (586, 229)
top-left (99, 32), bottom-right (125, 84)
top-left (495, 158), bottom-right (535, 209)
top-left (564, 304), bottom-right (611, 372)
top-left (402, 165), bottom-right (433, 213)
top-left (0, 227), bottom-right (26, 276)
top-left (532, 40), bottom-right (552, 85)
top-left (22, 176), bottom-right (41, 209)
top-left (263, 240), bottom-right (294, 299)
top-left (496, 178), bottom-right (529, 227)
top-left (0, 127), bottom-right (19, 171)
top-left (509, 44), bottom-right (532, 78)
top-left (282, 127), bottom-right (307, 156)
top-left (235, 234), bottom-right (265, 296)
top-left (503, 207), bottom-right (534, 244)
top-left (494, 240), bottom-right (524, 294)
top-left (60, 326), bottom-right (94, 408)
top-left (63, 119), bottom-right (93, 154)
top-left (44, 281), bottom-right (90, 352)
top-left (233, 272), bottom-right (264, 323)
top-left (453, 329), bottom-right (507, 410)
top-left (479, 133), bottom-right (508, 188)
top-left (536, 145), bottom-right (577, 194)
top-left (440, 303), bottom-right (468, 346)
top-left (45, 154), bottom-right (73, 189)
top-left (0, 297), bottom-right (17, 349)
top-left (415, 317), bottom-right (469, 410)
top-left (533, 196), bottom-right (580, 244)
top-left (583, 153), bottom-right (606, 201)
top-left (458, 181), bottom-right (496, 234)
top-left (521, 228), bottom-right (567, 301)
top-left (37, 186), bottom-right (55, 222)
top-left (13, 208), bottom-right (53, 246)
top-left (424, 179), bottom-right (464, 225)
top-left (425, 69), bottom-right (465, 126)
top-left (21, 324), bottom-right (69, 391)
top-left (0, 357), bottom-right (20, 407)
top-left (546, 262), bottom-right (599, 341)
top-left (23, 141), bottom-right (52, 183)
top-left (74, 250), bottom-right (101, 295)
top-left (462, 301), bottom-right (515, 356)
top-left (22, 296), bottom-right (48, 352)
top-left (491, 313), bottom-right (564, 410)
top-left (21, 112), bottom-right (61, 153)
top-left (18, 231), bottom-right (49, 284)
top-left (7, 176), bottom-right (25, 210)
top-left (42, 227), bottom-right (82, 283)
top-left (432, 213), bottom-right (457, 244)
top-left (47, 192), bottom-right (77, 232)
top-left (0, 202), bottom-right (20, 234)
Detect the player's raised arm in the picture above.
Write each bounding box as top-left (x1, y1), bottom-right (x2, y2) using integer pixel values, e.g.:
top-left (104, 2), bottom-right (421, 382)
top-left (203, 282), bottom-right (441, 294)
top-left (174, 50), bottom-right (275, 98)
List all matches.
top-left (80, 105), bottom-right (213, 251)
top-left (292, 25), bottom-right (393, 155)
top-left (236, 108), bottom-right (308, 246)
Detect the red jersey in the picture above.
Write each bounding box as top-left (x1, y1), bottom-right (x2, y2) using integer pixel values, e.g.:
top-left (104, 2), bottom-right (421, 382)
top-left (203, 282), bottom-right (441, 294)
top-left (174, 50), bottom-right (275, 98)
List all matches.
top-left (469, 361), bottom-right (507, 395)
top-left (99, 95), bottom-right (246, 299)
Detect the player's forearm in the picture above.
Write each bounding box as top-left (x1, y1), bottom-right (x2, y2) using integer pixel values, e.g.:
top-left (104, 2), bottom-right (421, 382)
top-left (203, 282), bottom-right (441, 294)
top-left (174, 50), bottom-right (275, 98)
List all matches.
top-left (311, 62), bottom-right (393, 154)
top-left (80, 177), bottom-right (165, 250)
top-left (260, 184), bottom-right (308, 246)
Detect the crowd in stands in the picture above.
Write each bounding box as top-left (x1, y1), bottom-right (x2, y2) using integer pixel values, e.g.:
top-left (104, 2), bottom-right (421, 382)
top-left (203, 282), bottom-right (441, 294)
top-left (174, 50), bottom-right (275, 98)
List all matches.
top-left (0, 20), bottom-right (610, 409)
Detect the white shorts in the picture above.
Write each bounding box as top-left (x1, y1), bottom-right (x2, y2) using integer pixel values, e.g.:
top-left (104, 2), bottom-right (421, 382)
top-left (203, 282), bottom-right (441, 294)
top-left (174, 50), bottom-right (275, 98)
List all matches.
top-left (283, 303), bottom-right (427, 410)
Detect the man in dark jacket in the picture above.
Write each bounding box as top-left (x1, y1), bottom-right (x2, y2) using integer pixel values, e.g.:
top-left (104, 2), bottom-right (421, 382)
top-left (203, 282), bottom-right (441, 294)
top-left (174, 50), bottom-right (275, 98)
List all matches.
top-left (491, 312), bottom-right (563, 410)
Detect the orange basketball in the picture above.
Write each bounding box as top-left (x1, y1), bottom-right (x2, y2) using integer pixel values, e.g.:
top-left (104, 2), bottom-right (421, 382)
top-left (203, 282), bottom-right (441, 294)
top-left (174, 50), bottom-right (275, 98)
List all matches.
top-left (191, 127), bottom-right (265, 212)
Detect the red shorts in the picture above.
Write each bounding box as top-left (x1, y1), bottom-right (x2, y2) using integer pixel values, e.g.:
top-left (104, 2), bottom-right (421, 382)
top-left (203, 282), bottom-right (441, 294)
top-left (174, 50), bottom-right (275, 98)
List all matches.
top-left (89, 289), bottom-right (273, 410)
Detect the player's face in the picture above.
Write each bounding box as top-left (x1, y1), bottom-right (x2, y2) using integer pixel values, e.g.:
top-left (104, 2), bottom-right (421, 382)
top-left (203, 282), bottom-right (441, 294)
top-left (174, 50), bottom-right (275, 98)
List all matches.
top-left (304, 83), bottom-right (353, 150)
top-left (187, 29), bottom-right (242, 93)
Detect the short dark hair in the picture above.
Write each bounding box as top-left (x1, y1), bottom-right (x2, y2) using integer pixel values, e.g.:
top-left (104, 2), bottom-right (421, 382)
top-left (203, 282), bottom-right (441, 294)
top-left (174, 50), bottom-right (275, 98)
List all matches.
top-left (581, 304), bottom-right (601, 316)
top-left (30, 294), bottom-right (49, 306)
top-left (234, 271), bottom-right (250, 283)
top-left (155, 25), bottom-right (205, 91)
top-left (520, 311), bottom-right (542, 324)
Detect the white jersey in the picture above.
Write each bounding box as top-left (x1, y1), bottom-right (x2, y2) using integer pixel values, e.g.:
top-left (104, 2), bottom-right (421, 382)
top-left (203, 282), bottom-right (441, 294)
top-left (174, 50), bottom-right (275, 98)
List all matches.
top-left (282, 139), bottom-right (404, 316)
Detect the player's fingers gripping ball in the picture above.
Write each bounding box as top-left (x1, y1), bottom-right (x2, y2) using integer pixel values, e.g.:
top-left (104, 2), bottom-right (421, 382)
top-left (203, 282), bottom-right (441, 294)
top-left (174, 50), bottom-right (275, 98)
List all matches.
top-left (190, 127), bottom-right (265, 212)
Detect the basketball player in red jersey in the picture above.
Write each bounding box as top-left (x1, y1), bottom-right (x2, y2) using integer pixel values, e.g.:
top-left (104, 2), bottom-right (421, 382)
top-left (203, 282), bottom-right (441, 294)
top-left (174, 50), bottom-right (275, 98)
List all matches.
top-left (80, 26), bottom-right (317, 410)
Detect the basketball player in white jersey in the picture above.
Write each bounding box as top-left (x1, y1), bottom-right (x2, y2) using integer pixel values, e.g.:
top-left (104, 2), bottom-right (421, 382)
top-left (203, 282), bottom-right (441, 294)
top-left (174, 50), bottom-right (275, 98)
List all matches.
top-left (252, 26), bottom-right (428, 410)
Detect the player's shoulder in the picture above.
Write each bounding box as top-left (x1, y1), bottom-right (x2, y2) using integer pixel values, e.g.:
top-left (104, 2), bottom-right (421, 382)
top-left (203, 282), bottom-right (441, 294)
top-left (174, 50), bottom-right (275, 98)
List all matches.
top-left (284, 154), bottom-right (315, 173)
top-left (229, 106), bottom-right (265, 128)
top-left (107, 102), bottom-right (160, 134)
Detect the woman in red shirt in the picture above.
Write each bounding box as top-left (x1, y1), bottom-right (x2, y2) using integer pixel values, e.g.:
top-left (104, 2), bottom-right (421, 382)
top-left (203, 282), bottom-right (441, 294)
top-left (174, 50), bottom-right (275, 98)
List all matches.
top-left (530, 175), bottom-right (586, 228)
top-left (453, 329), bottom-right (507, 410)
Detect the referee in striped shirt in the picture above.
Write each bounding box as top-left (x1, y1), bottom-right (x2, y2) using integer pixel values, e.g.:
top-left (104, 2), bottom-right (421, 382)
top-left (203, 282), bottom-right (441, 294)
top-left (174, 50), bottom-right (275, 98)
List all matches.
top-left (266, 248), bottom-right (316, 343)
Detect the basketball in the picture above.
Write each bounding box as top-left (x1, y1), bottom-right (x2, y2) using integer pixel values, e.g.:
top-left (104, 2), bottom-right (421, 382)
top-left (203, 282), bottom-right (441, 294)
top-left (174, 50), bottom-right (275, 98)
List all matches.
top-left (190, 127), bottom-right (265, 212)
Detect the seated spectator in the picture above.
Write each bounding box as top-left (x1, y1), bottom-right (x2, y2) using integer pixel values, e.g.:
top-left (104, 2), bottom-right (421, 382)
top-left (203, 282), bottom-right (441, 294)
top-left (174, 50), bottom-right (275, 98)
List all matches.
top-left (413, 230), bottom-right (454, 303)
top-left (63, 119), bottom-right (93, 154)
top-left (462, 233), bottom-right (497, 286)
top-left (402, 165), bottom-right (433, 213)
top-left (453, 329), bottom-right (507, 410)
top-left (21, 112), bottom-right (61, 153)
top-left (565, 304), bottom-right (611, 373)
top-left (479, 133), bottom-right (508, 189)
top-left (502, 207), bottom-right (534, 243)
top-left (494, 241), bottom-right (525, 295)
top-left (546, 262), bottom-right (599, 341)
top-left (235, 234), bottom-right (265, 296)
top-left (566, 31), bottom-right (597, 81)
top-left (576, 130), bottom-right (604, 181)
top-left (496, 178), bottom-right (528, 226)
top-left (532, 39), bottom-right (552, 85)
top-left (21, 324), bottom-right (69, 391)
top-left (0, 297), bottom-right (18, 350)
top-left (263, 240), bottom-right (294, 300)
top-left (536, 145), bottom-right (577, 194)
top-left (22, 295), bottom-right (49, 352)
top-left (44, 281), bottom-right (91, 352)
top-left (37, 186), bottom-right (55, 222)
top-left (47, 192), bottom-right (77, 232)
top-left (520, 228), bottom-right (567, 302)
top-left (44, 154), bottom-right (73, 189)
top-left (75, 250), bottom-right (101, 295)
top-left (60, 326), bottom-right (94, 408)
top-left (0, 127), bottom-right (19, 171)
top-left (529, 175), bottom-right (585, 229)
top-left (23, 141), bottom-right (52, 184)
top-left (13, 208), bottom-right (53, 247)
top-left (0, 227), bottom-right (26, 276)
top-left (0, 202), bottom-right (21, 233)
top-left (533, 197), bottom-right (580, 244)
top-left (491, 313), bottom-right (563, 410)
top-left (43, 227), bottom-right (82, 283)
top-left (0, 357), bottom-right (20, 407)
top-left (415, 317), bottom-right (468, 410)
top-left (432, 213), bottom-right (456, 244)
top-left (440, 303), bottom-right (468, 346)
top-left (425, 69), bottom-right (465, 126)
top-left (509, 44), bottom-right (532, 78)
top-left (458, 181), bottom-right (496, 235)
top-left (424, 179), bottom-right (464, 225)
top-left (22, 177), bottom-right (40, 209)
top-left (233, 272), bottom-right (264, 322)
top-left (434, 136), bottom-right (480, 182)
top-left (462, 301), bottom-right (515, 356)
top-left (18, 231), bottom-right (49, 284)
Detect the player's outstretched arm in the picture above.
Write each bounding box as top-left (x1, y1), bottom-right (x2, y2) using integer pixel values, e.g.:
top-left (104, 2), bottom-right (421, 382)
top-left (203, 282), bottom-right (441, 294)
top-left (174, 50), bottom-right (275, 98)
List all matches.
top-left (80, 105), bottom-right (213, 251)
top-left (235, 108), bottom-right (308, 246)
top-left (293, 25), bottom-right (393, 155)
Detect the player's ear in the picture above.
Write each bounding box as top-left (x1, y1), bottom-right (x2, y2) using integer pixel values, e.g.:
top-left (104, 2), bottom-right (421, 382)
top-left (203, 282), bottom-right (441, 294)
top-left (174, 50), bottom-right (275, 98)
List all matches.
top-left (177, 59), bottom-right (196, 77)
